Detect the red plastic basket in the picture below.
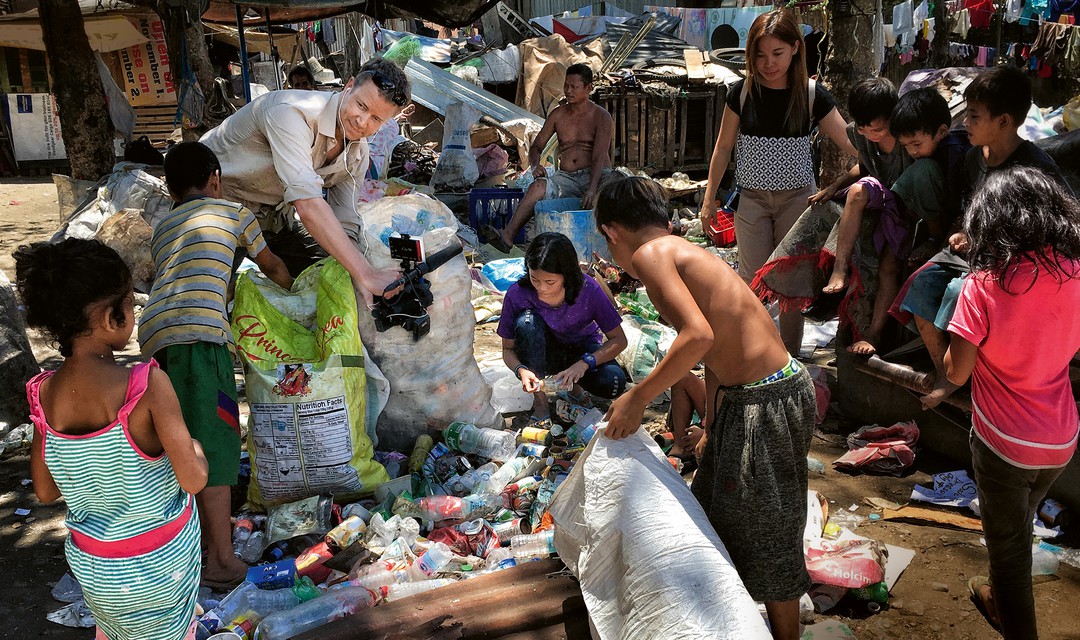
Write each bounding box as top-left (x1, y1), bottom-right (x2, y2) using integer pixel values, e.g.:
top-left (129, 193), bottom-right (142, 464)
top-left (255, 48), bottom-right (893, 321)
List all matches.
top-left (707, 206), bottom-right (736, 247)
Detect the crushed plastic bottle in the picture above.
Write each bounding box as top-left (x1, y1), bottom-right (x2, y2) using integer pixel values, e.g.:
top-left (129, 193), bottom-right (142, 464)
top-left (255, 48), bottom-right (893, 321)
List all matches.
top-left (384, 578), bottom-right (457, 601)
top-left (565, 409), bottom-right (603, 445)
top-left (511, 530), bottom-right (556, 561)
top-left (393, 493), bottom-right (501, 522)
top-left (443, 422), bottom-right (517, 461)
top-left (255, 586), bottom-right (378, 640)
top-left (481, 457), bottom-right (531, 495)
top-left (806, 456), bottom-right (826, 475)
top-left (405, 541), bottom-right (454, 582)
top-left (539, 376), bottom-right (574, 392)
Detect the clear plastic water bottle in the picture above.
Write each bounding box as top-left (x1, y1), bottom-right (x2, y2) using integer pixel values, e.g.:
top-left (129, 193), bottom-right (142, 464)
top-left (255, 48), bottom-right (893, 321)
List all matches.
top-left (239, 530), bottom-right (267, 565)
top-left (481, 457), bottom-right (531, 495)
top-left (335, 566), bottom-right (405, 592)
top-left (540, 376), bottom-right (574, 392)
top-left (254, 586), bottom-right (378, 640)
top-left (450, 462), bottom-right (498, 495)
top-left (341, 502), bottom-right (373, 523)
top-left (406, 541), bottom-right (454, 582)
top-left (211, 581), bottom-right (259, 622)
top-left (384, 578), bottom-right (456, 601)
top-left (566, 409), bottom-right (603, 445)
top-left (443, 422), bottom-right (517, 461)
top-left (511, 530), bottom-right (556, 561)
top-left (232, 517), bottom-right (254, 556)
top-left (234, 586), bottom-right (300, 618)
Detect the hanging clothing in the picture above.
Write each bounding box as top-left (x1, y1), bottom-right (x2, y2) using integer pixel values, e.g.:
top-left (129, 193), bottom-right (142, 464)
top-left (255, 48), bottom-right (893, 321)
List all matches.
top-left (1050, 0), bottom-right (1080, 21)
top-left (965, 0), bottom-right (996, 27)
top-left (893, 0), bottom-right (918, 47)
top-left (1005, 0), bottom-right (1023, 22)
top-left (951, 8), bottom-right (972, 37)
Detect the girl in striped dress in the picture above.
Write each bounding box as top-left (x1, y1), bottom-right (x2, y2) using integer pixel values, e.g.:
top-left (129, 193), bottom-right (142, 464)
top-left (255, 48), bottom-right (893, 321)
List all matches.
top-left (16, 239), bottom-right (209, 640)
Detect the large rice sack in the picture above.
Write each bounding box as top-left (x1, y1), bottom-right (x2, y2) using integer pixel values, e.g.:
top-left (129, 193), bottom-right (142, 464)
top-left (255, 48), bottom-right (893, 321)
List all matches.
top-left (356, 194), bottom-right (501, 451)
top-left (232, 259), bottom-right (389, 508)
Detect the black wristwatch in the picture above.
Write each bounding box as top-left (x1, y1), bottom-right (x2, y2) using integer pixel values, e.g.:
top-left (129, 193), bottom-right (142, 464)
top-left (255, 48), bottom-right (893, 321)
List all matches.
top-left (514, 364), bottom-right (529, 379)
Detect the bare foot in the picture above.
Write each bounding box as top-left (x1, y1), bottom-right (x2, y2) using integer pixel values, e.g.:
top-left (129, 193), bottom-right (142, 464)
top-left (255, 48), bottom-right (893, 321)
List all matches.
top-left (670, 425), bottom-right (704, 458)
top-left (847, 339), bottom-right (877, 355)
top-left (822, 270), bottom-right (848, 294)
top-left (920, 376), bottom-right (960, 410)
top-left (973, 581), bottom-right (1000, 628)
top-left (203, 553), bottom-right (249, 586)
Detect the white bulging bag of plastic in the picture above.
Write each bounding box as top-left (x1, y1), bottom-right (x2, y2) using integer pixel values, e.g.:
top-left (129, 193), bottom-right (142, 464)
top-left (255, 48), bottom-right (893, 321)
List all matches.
top-left (356, 194), bottom-right (501, 451)
top-left (549, 427), bottom-right (771, 639)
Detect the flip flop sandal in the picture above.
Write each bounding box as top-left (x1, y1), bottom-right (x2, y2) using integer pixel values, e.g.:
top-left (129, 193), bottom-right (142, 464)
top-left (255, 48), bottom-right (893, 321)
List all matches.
top-left (967, 576), bottom-right (1001, 631)
top-left (480, 224), bottom-right (514, 254)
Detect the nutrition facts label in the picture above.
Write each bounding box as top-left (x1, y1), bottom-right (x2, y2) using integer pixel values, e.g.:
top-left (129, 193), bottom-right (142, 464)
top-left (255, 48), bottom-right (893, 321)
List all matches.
top-left (250, 394), bottom-right (361, 501)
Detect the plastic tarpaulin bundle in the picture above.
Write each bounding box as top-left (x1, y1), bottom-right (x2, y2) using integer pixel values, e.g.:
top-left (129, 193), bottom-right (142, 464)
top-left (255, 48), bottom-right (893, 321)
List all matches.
top-left (53, 162), bottom-right (173, 243)
top-left (549, 428), bottom-right (771, 639)
top-left (232, 259), bottom-right (390, 508)
top-left (356, 194), bottom-right (501, 451)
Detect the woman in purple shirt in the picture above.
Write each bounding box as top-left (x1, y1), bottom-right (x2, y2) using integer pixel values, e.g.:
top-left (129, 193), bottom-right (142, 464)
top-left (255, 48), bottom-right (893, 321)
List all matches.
top-left (498, 233), bottom-right (628, 426)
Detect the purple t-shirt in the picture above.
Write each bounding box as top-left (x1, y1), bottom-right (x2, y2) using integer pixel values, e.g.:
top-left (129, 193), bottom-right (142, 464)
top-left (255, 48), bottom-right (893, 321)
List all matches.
top-left (497, 274), bottom-right (622, 345)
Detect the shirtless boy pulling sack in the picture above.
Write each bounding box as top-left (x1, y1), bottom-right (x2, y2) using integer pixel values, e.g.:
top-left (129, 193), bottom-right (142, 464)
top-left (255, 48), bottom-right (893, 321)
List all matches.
top-left (596, 176), bottom-right (815, 640)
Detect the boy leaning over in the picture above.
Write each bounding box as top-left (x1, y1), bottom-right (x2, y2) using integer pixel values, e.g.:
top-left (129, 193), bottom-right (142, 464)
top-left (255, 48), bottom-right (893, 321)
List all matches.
top-left (596, 176), bottom-right (815, 640)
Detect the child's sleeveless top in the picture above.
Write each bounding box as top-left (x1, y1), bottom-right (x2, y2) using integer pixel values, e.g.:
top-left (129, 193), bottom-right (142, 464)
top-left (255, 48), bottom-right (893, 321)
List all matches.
top-left (26, 361), bottom-right (201, 640)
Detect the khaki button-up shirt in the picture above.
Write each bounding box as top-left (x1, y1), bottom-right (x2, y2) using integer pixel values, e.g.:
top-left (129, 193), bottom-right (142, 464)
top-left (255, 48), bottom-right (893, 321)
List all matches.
top-left (201, 89), bottom-right (370, 239)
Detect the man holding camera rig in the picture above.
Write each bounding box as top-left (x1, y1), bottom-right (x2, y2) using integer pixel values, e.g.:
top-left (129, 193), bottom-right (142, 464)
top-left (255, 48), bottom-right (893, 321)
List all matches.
top-left (201, 57), bottom-right (412, 305)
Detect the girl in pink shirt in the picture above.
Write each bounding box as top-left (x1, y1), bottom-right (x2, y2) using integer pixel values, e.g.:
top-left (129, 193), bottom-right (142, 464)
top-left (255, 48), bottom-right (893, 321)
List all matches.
top-left (945, 166), bottom-right (1080, 639)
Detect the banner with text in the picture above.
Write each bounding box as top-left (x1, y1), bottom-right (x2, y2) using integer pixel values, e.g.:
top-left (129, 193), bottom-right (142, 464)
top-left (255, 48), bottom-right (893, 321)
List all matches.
top-left (119, 17), bottom-right (175, 106)
top-left (7, 93), bottom-right (66, 161)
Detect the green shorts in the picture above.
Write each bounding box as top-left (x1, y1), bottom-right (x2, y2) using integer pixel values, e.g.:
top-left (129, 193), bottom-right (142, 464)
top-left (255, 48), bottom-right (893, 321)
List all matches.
top-left (156, 342), bottom-right (241, 487)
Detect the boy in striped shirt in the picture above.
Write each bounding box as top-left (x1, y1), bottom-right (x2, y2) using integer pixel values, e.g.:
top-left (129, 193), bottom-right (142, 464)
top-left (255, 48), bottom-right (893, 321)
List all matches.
top-left (140, 142), bottom-right (292, 587)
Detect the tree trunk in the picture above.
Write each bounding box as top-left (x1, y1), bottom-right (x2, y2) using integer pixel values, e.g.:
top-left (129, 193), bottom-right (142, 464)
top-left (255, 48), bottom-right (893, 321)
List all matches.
top-left (820, 8), bottom-right (877, 185)
top-left (38, 0), bottom-right (116, 180)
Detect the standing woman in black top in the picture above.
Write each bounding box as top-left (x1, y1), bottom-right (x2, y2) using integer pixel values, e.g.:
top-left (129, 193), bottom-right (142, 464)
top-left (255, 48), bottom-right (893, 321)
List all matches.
top-left (700, 8), bottom-right (857, 357)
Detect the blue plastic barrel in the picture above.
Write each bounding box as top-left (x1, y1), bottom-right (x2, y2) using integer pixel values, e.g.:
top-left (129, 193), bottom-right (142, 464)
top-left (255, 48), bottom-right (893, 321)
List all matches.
top-left (533, 198), bottom-right (611, 261)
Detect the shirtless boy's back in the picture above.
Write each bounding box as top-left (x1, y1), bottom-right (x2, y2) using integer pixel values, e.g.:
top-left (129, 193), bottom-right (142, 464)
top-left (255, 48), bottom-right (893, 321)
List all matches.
top-left (596, 176), bottom-right (815, 640)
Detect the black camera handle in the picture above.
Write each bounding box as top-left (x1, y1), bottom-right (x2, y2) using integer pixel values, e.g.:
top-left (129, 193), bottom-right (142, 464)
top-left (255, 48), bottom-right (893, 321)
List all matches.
top-left (382, 241), bottom-right (464, 294)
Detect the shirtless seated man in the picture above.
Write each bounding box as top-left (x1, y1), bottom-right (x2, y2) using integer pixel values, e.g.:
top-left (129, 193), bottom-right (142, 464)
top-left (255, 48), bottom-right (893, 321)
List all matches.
top-left (487, 63), bottom-right (615, 252)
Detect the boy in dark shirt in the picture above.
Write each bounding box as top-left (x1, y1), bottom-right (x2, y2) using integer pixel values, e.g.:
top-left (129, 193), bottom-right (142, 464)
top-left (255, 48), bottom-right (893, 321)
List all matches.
top-left (831, 88), bottom-right (971, 354)
top-left (892, 65), bottom-right (1072, 409)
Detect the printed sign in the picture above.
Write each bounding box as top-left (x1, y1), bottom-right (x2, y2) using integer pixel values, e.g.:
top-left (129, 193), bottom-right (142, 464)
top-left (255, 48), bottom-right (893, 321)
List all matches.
top-left (7, 93), bottom-right (66, 161)
top-left (119, 17), bottom-right (175, 106)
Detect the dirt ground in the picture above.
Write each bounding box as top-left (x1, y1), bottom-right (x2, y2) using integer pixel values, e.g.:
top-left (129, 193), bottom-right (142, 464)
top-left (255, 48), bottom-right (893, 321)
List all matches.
top-left (2, 177), bottom-right (1079, 639)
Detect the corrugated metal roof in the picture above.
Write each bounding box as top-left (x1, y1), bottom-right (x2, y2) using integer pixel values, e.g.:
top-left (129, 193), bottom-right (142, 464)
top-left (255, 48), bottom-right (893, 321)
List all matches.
top-left (605, 11), bottom-right (689, 69)
top-left (404, 57), bottom-right (544, 125)
top-left (523, 0), bottom-right (673, 19)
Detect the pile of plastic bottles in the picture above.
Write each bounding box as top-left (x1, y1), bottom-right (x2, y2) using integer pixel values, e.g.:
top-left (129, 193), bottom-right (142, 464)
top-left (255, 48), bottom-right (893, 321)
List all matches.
top-left (195, 406), bottom-right (604, 640)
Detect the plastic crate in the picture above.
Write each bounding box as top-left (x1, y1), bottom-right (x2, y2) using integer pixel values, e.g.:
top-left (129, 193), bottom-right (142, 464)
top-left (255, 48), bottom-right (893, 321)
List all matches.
top-left (469, 188), bottom-right (526, 243)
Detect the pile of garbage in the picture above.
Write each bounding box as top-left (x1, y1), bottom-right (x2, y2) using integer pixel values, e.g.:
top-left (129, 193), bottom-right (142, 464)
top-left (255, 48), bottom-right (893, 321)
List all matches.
top-left (191, 411), bottom-right (602, 639)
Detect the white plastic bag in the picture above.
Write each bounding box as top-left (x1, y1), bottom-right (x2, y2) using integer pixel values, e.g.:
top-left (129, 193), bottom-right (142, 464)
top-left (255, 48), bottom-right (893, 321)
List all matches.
top-left (356, 194), bottom-right (501, 451)
top-left (430, 102), bottom-right (480, 190)
top-left (54, 163), bottom-right (173, 241)
top-left (549, 428), bottom-right (771, 639)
